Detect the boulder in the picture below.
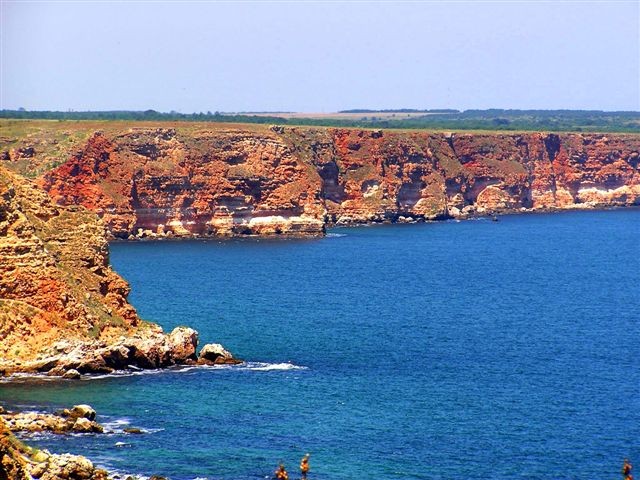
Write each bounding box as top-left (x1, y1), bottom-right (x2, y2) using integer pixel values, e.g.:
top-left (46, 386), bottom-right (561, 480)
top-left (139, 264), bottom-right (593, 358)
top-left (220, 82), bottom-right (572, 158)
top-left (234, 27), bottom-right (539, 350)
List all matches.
top-left (2, 405), bottom-right (104, 436)
top-left (198, 343), bottom-right (242, 365)
top-left (126, 337), bottom-right (167, 369)
top-left (100, 344), bottom-right (132, 369)
top-left (75, 356), bottom-right (113, 375)
top-left (68, 405), bottom-right (96, 421)
top-left (62, 369), bottom-right (81, 379)
top-left (72, 417), bottom-right (103, 433)
top-left (32, 452), bottom-right (96, 480)
top-left (167, 327), bottom-right (199, 362)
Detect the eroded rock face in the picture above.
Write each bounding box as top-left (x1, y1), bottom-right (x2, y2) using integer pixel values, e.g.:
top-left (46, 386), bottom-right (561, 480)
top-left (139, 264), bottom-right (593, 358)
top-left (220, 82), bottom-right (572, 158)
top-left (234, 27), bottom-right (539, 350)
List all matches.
top-left (39, 128), bottom-right (327, 238)
top-left (30, 126), bottom-right (639, 237)
top-left (0, 165), bottom-right (135, 369)
top-left (0, 167), bottom-right (232, 375)
top-left (167, 326), bottom-right (199, 363)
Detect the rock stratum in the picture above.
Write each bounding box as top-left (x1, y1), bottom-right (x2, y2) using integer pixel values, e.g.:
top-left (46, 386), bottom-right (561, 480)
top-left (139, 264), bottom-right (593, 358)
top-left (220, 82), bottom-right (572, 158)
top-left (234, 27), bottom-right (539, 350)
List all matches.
top-left (2, 122), bottom-right (636, 238)
top-left (0, 164), bottom-right (239, 376)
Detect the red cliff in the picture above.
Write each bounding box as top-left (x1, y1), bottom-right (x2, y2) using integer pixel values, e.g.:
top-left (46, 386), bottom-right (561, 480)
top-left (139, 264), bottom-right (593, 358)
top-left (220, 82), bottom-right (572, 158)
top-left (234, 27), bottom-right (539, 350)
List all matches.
top-left (2, 123), bottom-right (637, 238)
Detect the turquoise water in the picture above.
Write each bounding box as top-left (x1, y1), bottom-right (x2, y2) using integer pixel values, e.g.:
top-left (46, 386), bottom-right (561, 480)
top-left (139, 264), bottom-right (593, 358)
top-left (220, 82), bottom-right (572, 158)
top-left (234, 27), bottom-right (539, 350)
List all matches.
top-left (2, 210), bottom-right (639, 479)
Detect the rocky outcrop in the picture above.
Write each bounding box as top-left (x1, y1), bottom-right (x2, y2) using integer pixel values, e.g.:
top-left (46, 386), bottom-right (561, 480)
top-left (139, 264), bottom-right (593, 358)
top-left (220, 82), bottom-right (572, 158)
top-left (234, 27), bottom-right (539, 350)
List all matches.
top-left (0, 166), bottom-right (234, 376)
top-left (1, 404), bottom-right (103, 434)
top-left (0, 417), bottom-right (109, 480)
top-left (198, 343), bottom-right (242, 365)
top-left (31, 326), bottom-right (201, 375)
top-left (12, 124), bottom-right (635, 238)
top-left (0, 418), bottom-right (30, 480)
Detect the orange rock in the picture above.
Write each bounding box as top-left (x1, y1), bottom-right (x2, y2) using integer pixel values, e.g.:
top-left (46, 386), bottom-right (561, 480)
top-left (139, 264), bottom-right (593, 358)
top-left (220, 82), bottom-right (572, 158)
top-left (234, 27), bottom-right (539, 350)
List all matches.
top-left (0, 166), bottom-right (232, 375)
top-left (13, 125), bottom-right (640, 235)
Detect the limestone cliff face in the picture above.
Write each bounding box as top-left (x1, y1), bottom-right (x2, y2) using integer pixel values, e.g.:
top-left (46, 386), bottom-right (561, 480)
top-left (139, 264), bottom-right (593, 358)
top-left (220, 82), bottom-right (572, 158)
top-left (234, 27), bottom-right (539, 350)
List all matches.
top-left (3, 124), bottom-right (639, 238)
top-left (0, 166), bottom-right (199, 375)
top-left (306, 129), bottom-right (640, 223)
top-left (39, 127), bottom-right (326, 238)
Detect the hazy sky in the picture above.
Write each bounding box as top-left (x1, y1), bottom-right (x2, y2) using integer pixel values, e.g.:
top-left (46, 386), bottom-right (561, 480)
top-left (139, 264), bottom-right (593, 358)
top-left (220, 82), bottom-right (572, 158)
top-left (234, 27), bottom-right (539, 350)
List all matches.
top-left (1, 1), bottom-right (638, 112)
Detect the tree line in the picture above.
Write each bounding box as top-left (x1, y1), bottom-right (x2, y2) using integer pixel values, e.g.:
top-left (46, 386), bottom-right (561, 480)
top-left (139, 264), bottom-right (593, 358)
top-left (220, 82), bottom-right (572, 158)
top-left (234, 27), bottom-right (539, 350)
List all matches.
top-left (1, 109), bottom-right (638, 132)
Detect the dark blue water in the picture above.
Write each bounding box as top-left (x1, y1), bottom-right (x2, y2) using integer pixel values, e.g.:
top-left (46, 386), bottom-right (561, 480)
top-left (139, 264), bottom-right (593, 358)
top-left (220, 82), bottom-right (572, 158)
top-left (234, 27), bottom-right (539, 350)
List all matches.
top-left (2, 210), bottom-right (639, 479)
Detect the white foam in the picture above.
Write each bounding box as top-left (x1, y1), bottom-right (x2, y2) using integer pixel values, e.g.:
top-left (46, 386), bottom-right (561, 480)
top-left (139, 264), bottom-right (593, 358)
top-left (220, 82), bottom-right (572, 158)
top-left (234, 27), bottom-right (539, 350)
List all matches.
top-left (15, 430), bottom-right (57, 441)
top-left (0, 361), bottom-right (307, 383)
top-left (86, 369), bottom-right (165, 380)
top-left (101, 418), bottom-right (131, 433)
top-left (101, 418), bottom-right (163, 435)
top-left (107, 469), bottom-right (148, 480)
top-left (242, 361), bottom-right (308, 371)
top-left (0, 373), bottom-right (59, 383)
top-left (0, 369), bottom-right (166, 384)
top-left (182, 361), bottom-right (308, 372)
top-left (326, 232), bottom-right (347, 238)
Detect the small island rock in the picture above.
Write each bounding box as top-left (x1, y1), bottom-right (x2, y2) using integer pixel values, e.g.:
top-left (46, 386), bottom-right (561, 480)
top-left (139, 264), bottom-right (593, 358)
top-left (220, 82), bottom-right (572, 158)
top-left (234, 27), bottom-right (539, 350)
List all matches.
top-left (198, 343), bottom-right (242, 365)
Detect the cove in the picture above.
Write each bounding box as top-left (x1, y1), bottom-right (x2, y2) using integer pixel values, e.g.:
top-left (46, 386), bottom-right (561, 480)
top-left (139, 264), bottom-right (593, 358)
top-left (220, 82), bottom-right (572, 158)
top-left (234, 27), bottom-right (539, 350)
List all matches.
top-left (2, 209), bottom-right (638, 480)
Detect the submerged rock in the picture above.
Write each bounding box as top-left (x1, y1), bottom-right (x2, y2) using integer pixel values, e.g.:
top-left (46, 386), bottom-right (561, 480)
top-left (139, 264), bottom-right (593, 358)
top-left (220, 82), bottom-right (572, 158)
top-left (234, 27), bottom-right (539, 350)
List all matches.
top-left (123, 427), bottom-right (143, 434)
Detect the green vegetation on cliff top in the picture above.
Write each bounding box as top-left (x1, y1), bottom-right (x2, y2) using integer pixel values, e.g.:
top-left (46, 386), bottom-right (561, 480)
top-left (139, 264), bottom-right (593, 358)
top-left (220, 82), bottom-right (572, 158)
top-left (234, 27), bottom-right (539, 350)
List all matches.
top-left (1, 109), bottom-right (639, 133)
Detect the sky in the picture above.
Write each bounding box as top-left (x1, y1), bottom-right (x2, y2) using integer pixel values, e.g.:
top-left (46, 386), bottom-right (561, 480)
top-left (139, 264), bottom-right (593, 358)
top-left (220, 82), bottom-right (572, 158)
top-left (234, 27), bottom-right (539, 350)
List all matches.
top-left (1, 1), bottom-right (638, 112)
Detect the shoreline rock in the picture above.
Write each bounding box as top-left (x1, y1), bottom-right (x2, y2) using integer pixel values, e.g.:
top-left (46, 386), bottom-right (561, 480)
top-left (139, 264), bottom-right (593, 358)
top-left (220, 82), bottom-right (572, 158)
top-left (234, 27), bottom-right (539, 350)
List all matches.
top-left (197, 343), bottom-right (243, 365)
top-left (0, 325), bottom-right (243, 377)
top-left (0, 326), bottom-right (203, 377)
top-left (1, 404), bottom-right (103, 434)
top-left (0, 404), bottom-right (170, 479)
top-left (0, 411), bottom-right (109, 480)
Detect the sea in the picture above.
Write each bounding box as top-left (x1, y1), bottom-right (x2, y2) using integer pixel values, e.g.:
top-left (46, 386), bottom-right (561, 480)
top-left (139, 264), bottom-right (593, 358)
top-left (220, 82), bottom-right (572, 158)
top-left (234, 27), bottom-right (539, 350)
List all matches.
top-left (1, 209), bottom-right (639, 480)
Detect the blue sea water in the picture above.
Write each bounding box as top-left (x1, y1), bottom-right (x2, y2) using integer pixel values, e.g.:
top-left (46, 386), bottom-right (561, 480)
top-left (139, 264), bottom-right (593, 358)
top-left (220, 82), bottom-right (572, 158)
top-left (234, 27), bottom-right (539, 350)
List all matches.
top-left (1, 210), bottom-right (639, 479)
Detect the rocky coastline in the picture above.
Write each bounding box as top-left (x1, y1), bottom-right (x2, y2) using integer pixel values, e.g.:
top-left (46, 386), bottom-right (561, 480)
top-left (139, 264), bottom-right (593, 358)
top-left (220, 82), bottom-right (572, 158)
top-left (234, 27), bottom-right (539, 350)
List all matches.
top-left (0, 403), bottom-right (171, 479)
top-left (0, 165), bottom-right (239, 377)
top-left (0, 165), bottom-right (239, 477)
top-left (1, 121), bottom-right (639, 477)
top-left (109, 202), bottom-right (639, 243)
top-left (0, 403), bottom-right (108, 480)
